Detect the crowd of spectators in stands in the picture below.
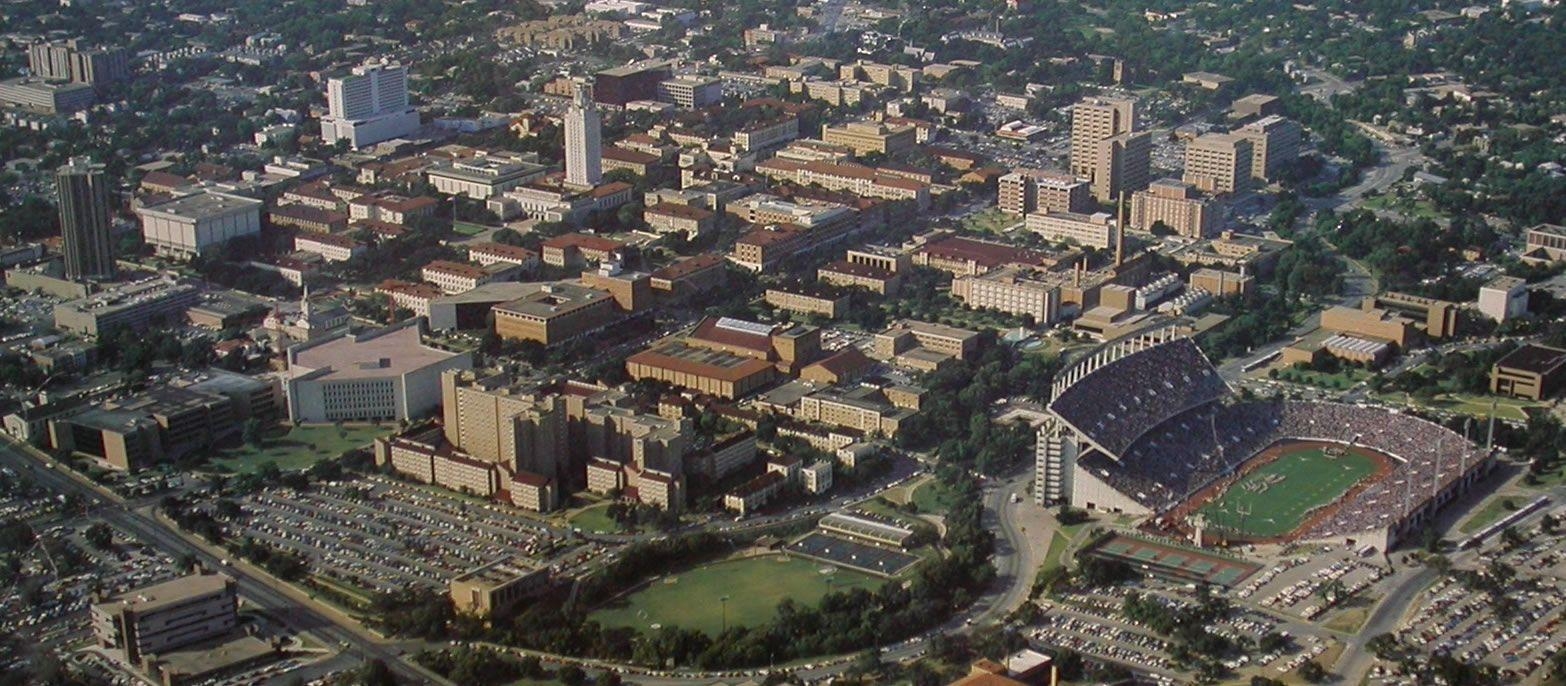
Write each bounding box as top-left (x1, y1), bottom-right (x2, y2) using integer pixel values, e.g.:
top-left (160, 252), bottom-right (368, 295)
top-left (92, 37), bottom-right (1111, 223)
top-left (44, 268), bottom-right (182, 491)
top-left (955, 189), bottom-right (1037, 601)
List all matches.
top-left (1049, 338), bottom-right (1230, 456)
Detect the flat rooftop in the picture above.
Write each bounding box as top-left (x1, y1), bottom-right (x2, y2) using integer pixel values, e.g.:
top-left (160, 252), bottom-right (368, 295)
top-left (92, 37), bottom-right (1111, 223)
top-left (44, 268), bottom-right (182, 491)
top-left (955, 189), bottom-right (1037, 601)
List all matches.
top-left (93, 573), bottom-right (232, 615)
top-left (290, 323), bottom-right (462, 380)
top-left (493, 282), bottom-right (613, 318)
top-left (140, 191), bottom-right (261, 220)
top-left (1495, 343), bottom-right (1566, 375)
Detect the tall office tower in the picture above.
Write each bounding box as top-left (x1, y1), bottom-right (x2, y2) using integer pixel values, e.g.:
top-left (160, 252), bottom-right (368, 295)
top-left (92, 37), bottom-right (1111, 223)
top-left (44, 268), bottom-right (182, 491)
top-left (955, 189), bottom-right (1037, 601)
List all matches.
top-left (564, 80), bottom-right (603, 188)
top-left (56, 158), bottom-right (115, 281)
top-left (1183, 133), bottom-right (1255, 195)
top-left (1070, 96), bottom-right (1149, 203)
top-left (320, 60), bottom-right (420, 149)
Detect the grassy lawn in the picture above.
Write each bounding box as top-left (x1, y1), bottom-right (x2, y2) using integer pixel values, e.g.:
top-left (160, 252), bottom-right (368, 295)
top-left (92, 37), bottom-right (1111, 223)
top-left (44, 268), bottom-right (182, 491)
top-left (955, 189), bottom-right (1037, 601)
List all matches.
top-left (853, 497), bottom-right (924, 528)
top-left (452, 221), bottom-right (491, 236)
top-left (1274, 366), bottom-right (1372, 391)
top-left (1363, 193), bottom-right (1445, 221)
top-left (1376, 392), bottom-right (1538, 422)
top-left (209, 424), bottom-right (392, 474)
top-left (958, 208), bottom-right (1018, 235)
top-left (591, 555), bottom-right (882, 636)
top-left (568, 502), bottom-right (625, 534)
top-left (1457, 495), bottom-right (1524, 534)
top-left (1198, 448), bottom-right (1378, 538)
top-left (910, 480), bottom-right (959, 515)
top-left (1040, 531), bottom-right (1069, 573)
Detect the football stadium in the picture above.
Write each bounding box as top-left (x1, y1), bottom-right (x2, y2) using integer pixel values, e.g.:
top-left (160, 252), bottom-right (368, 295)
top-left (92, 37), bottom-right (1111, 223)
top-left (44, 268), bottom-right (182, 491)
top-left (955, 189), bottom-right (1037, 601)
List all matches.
top-left (1035, 333), bottom-right (1496, 550)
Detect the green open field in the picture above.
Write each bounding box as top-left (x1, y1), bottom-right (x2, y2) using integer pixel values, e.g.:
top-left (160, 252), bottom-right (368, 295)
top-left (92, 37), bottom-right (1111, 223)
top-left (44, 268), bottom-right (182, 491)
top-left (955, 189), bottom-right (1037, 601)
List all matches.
top-left (567, 502), bottom-right (625, 534)
top-left (591, 555), bottom-right (881, 636)
top-left (958, 207), bottom-right (1018, 235)
top-left (1196, 447), bottom-right (1380, 538)
top-left (911, 479), bottom-right (959, 515)
top-left (209, 424), bottom-right (392, 474)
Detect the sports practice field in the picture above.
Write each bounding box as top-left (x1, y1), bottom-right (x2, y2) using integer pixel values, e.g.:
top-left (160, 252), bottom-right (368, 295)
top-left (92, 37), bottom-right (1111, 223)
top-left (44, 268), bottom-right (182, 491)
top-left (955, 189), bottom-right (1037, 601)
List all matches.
top-left (1195, 445), bottom-right (1381, 538)
top-left (591, 555), bottom-right (881, 636)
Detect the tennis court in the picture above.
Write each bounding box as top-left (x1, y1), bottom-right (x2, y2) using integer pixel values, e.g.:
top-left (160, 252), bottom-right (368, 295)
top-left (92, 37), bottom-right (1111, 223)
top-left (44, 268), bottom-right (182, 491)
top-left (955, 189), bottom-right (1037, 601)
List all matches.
top-left (1086, 534), bottom-right (1261, 587)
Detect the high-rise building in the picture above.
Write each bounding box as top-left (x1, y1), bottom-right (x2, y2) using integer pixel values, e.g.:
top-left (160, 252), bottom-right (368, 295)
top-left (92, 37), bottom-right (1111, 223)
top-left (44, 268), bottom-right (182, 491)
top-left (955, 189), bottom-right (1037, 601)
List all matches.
top-left (1235, 115), bottom-right (1301, 182)
top-left (564, 80), bottom-right (603, 188)
top-left (1070, 97), bottom-right (1149, 202)
top-left (56, 158), bottom-right (115, 281)
top-left (320, 60), bottom-right (420, 149)
top-left (27, 40), bottom-right (130, 85)
top-left (1091, 131), bottom-right (1151, 204)
top-left (1183, 133), bottom-right (1254, 195)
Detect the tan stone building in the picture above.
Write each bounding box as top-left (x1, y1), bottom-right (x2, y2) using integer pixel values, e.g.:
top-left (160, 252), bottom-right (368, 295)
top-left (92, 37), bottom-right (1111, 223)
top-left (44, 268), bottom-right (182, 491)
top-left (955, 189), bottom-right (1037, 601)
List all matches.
top-left (493, 282), bottom-right (618, 345)
top-left (1129, 179), bottom-right (1224, 238)
top-left (1183, 133), bottom-right (1254, 194)
top-left (822, 120), bottom-right (918, 156)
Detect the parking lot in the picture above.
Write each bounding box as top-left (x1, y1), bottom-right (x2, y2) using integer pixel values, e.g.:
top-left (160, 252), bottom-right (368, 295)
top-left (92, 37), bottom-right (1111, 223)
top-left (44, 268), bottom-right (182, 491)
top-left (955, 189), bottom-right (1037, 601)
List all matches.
top-left (0, 517), bottom-right (185, 677)
top-left (1031, 580), bottom-right (1334, 681)
top-left (1369, 512), bottom-right (1566, 684)
top-left (1235, 547), bottom-right (1389, 620)
top-left (222, 475), bottom-right (588, 596)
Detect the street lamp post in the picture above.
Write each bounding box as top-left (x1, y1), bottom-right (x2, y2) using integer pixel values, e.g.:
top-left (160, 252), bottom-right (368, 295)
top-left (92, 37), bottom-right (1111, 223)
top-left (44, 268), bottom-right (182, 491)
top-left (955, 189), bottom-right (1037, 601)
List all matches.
top-left (720, 594), bottom-right (730, 633)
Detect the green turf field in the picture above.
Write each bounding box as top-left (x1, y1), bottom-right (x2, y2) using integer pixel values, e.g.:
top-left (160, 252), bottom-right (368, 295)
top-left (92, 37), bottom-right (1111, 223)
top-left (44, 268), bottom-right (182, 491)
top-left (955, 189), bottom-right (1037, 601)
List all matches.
top-left (590, 555), bottom-right (881, 636)
top-left (1195, 446), bottom-right (1379, 538)
top-left (209, 424), bottom-right (392, 474)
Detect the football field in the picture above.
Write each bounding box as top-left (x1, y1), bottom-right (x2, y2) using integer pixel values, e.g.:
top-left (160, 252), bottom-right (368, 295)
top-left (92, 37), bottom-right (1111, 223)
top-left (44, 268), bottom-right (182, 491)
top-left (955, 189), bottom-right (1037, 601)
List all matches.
top-left (1195, 446), bottom-right (1380, 539)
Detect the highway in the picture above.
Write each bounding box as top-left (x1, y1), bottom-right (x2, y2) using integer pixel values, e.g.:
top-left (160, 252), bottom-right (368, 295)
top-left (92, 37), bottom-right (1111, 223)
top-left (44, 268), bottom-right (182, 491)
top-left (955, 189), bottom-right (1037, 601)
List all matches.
top-left (0, 438), bottom-right (448, 686)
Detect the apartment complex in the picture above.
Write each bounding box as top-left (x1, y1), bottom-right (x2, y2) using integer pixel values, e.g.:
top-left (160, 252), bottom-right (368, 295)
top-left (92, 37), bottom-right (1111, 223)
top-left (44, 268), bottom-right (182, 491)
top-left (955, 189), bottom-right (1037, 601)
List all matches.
top-left (1128, 179), bottom-right (1225, 238)
top-left (1183, 133), bottom-right (1254, 194)
top-left (28, 40), bottom-right (132, 85)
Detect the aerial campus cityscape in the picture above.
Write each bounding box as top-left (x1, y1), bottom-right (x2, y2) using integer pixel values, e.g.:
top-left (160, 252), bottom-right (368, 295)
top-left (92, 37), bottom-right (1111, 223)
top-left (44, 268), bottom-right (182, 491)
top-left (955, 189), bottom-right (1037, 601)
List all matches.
top-left (0, 1), bottom-right (1565, 686)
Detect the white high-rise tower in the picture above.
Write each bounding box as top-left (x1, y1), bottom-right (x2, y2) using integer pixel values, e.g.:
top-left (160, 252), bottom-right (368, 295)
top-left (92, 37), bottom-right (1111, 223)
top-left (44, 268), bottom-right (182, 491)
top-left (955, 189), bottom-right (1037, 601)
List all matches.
top-left (564, 80), bottom-right (602, 188)
top-left (320, 59), bottom-right (420, 149)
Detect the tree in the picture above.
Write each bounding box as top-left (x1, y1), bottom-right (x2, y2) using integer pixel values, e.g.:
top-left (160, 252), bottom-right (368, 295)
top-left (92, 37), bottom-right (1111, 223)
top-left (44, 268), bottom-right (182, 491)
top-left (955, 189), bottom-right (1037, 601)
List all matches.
top-left (84, 522), bottom-right (113, 550)
top-left (557, 665), bottom-right (585, 686)
top-left (242, 418), bottom-right (264, 448)
top-left (356, 659), bottom-right (398, 686)
top-left (1298, 659), bottom-right (1326, 683)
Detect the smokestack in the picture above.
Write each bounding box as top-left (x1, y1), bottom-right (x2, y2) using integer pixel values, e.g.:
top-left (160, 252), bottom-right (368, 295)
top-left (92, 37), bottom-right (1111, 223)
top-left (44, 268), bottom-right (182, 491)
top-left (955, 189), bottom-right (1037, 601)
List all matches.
top-left (1114, 191), bottom-right (1126, 268)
